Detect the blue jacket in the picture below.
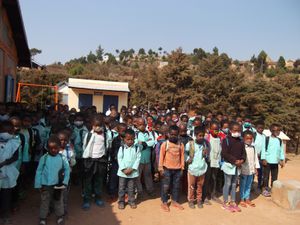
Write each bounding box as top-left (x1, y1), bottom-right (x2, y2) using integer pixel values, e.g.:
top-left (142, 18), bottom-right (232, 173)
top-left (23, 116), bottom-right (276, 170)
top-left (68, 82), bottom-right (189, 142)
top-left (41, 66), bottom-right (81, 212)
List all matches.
top-left (117, 144), bottom-right (141, 178)
top-left (34, 153), bottom-right (70, 188)
top-left (135, 131), bottom-right (155, 164)
top-left (261, 136), bottom-right (284, 164)
top-left (185, 141), bottom-right (208, 177)
top-left (254, 132), bottom-right (266, 157)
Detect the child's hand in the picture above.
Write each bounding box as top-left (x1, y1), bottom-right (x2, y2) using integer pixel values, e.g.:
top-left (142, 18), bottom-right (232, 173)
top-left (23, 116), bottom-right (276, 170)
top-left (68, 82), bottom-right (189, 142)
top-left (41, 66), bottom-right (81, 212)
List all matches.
top-left (262, 160), bottom-right (267, 166)
top-left (127, 168), bottom-right (133, 175)
top-left (187, 158), bottom-right (193, 164)
top-left (159, 169), bottom-right (164, 177)
top-left (255, 169), bottom-right (258, 176)
top-left (279, 160), bottom-right (284, 168)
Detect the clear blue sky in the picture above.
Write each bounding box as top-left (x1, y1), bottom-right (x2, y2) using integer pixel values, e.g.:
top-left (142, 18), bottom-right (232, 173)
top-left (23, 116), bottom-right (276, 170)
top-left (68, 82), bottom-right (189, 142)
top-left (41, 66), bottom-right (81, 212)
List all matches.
top-left (20, 0), bottom-right (300, 65)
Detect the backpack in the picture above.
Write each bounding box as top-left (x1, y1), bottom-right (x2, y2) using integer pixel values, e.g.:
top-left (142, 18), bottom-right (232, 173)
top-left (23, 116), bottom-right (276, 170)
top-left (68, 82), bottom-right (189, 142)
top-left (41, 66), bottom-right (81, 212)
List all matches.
top-left (120, 145), bottom-right (139, 159)
top-left (265, 136), bottom-right (282, 152)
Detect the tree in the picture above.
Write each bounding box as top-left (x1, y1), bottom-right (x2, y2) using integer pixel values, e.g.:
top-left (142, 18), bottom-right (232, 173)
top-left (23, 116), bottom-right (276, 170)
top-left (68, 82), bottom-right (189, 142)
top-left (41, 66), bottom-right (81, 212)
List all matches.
top-left (257, 50), bottom-right (268, 73)
top-left (277, 56), bottom-right (286, 69)
top-left (115, 49), bottom-right (120, 55)
top-left (138, 48), bottom-right (146, 55)
top-left (30, 48), bottom-right (42, 59)
top-left (193, 48), bottom-right (207, 60)
top-left (158, 47), bottom-right (163, 55)
top-left (294, 59), bottom-right (300, 68)
top-left (213, 47), bottom-right (219, 56)
top-left (96, 45), bottom-right (104, 61)
top-left (87, 51), bottom-right (97, 63)
top-left (148, 49), bottom-right (154, 56)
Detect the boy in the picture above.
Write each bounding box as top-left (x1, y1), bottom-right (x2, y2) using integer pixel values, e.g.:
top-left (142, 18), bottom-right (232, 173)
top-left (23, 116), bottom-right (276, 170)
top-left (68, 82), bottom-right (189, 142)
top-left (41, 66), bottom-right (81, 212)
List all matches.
top-left (0, 121), bottom-right (20, 224)
top-left (117, 129), bottom-right (141, 209)
top-left (108, 123), bottom-right (127, 199)
top-left (70, 113), bottom-right (88, 186)
top-left (135, 117), bottom-right (155, 198)
top-left (159, 125), bottom-right (185, 212)
top-left (240, 130), bottom-right (260, 207)
top-left (261, 123), bottom-right (285, 197)
top-left (185, 126), bottom-right (208, 209)
top-left (81, 117), bottom-right (111, 210)
top-left (35, 135), bottom-right (70, 225)
top-left (221, 122), bottom-right (246, 213)
top-left (254, 121), bottom-right (266, 190)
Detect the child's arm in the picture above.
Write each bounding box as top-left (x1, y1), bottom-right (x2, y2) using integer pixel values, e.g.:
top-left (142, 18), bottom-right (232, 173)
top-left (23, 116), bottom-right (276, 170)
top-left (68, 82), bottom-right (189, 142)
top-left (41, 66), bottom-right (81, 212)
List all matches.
top-left (279, 141), bottom-right (285, 167)
top-left (34, 156), bottom-right (44, 189)
top-left (117, 146), bottom-right (127, 172)
top-left (158, 142), bottom-right (166, 172)
top-left (132, 147), bottom-right (141, 171)
top-left (180, 143), bottom-right (185, 170)
top-left (185, 142), bottom-right (192, 164)
top-left (62, 157), bottom-right (71, 186)
top-left (0, 150), bottom-right (18, 168)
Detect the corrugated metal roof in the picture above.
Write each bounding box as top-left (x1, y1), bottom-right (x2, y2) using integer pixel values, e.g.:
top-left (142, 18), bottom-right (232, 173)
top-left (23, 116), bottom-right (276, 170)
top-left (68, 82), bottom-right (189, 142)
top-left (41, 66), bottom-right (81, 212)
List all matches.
top-left (68, 78), bottom-right (130, 92)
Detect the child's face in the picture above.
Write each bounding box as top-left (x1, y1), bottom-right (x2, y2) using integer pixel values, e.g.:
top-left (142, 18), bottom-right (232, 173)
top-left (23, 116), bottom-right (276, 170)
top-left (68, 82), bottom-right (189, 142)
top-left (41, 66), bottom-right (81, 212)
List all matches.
top-left (194, 120), bottom-right (202, 127)
top-left (124, 133), bottom-right (134, 147)
top-left (179, 126), bottom-right (187, 136)
top-left (244, 134), bottom-right (253, 145)
top-left (48, 142), bottom-right (59, 156)
top-left (93, 122), bottom-right (104, 134)
top-left (11, 119), bottom-right (21, 133)
top-left (222, 123), bottom-right (229, 130)
top-left (127, 118), bottom-right (133, 126)
top-left (137, 119), bottom-right (146, 132)
top-left (154, 124), bottom-right (161, 132)
top-left (196, 132), bottom-right (205, 143)
top-left (271, 126), bottom-right (280, 137)
top-left (58, 133), bottom-right (68, 149)
top-left (181, 116), bottom-right (188, 123)
top-left (22, 118), bottom-right (32, 129)
top-left (210, 124), bottom-right (219, 137)
top-left (256, 125), bottom-right (264, 134)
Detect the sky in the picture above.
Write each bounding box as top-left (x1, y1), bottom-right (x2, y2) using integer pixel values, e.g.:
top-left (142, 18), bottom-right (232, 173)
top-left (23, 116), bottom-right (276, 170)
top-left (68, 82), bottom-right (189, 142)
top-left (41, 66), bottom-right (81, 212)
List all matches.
top-left (19, 0), bottom-right (300, 65)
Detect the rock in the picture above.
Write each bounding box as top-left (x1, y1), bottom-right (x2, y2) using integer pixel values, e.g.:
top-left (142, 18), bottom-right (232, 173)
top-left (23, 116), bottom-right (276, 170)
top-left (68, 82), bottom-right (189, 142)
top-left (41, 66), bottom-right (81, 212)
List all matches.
top-left (272, 180), bottom-right (300, 210)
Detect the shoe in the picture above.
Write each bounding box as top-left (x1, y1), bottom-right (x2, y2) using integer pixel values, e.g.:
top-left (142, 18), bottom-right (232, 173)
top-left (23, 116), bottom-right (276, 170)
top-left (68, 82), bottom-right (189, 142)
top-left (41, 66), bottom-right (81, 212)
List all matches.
top-left (161, 203), bottom-right (170, 212)
top-left (203, 199), bottom-right (212, 205)
top-left (262, 189), bottom-right (271, 197)
top-left (197, 202), bottom-right (203, 209)
top-left (172, 201), bottom-right (184, 210)
top-left (230, 202), bottom-right (241, 212)
top-left (39, 219), bottom-right (46, 225)
top-left (129, 202), bottom-right (137, 209)
top-left (82, 202), bottom-right (91, 211)
top-left (56, 217), bottom-right (64, 225)
top-left (245, 199), bottom-right (256, 207)
top-left (221, 202), bottom-right (235, 213)
top-left (118, 202), bottom-right (125, 210)
top-left (239, 200), bottom-right (247, 208)
top-left (188, 201), bottom-right (195, 209)
top-left (95, 199), bottom-right (105, 207)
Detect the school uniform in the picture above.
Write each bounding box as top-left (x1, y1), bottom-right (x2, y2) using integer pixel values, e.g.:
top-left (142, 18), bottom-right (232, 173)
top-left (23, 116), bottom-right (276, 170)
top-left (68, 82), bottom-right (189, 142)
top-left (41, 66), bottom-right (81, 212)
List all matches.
top-left (261, 136), bottom-right (284, 188)
top-left (82, 130), bottom-right (111, 203)
top-left (0, 137), bottom-right (20, 220)
top-left (35, 153), bottom-right (70, 220)
top-left (117, 144), bottom-right (141, 204)
top-left (135, 131), bottom-right (155, 195)
top-left (254, 132), bottom-right (266, 188)
top-left (185, 141), bottom-right (207, 203)
top-left (240, 144), bottom-right (260, 200)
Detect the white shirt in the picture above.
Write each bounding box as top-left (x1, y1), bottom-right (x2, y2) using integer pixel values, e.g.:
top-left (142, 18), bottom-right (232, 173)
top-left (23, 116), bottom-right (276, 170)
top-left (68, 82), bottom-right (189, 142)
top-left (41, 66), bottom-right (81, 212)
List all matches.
top-left (92, 134), bottom-right (105, 158)
top-left (241, 145), bottom-right (260, 175)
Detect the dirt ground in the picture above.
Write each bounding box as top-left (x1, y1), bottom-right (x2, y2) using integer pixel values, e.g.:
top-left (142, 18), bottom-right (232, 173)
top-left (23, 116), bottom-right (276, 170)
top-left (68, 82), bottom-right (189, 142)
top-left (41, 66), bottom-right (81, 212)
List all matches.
top-left (11, 154), bottom-right (300, 225)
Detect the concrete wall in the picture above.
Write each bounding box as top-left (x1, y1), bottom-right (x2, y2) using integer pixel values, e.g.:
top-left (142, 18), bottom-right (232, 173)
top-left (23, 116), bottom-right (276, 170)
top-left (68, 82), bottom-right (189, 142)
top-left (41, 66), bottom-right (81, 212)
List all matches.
top-left (68, 87), bottom-right (128, 112)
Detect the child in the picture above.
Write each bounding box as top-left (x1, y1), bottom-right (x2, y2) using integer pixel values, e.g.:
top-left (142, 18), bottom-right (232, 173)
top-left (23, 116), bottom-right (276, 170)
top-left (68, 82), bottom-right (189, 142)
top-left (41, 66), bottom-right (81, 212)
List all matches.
top-left (0, 121), bottom-right (20, 224)
top-left (203, 121), bottom-right (222, 202)
top-left (108, 123), bottom-right (127, 199)
top-left (239, 130), bottom-right (260, 208)
top-left (81, 117), bottom-right (111, 210)
top-left (117, 129), bottom-right (141, 209)
top-left (221, 122), bottom-right (246, 213)
top-left (261, 123), bottom-right (285, 197)
top-left (58, 130), bottom-right (76, 216)
top-left (135, 117), bottom-right (155, 198)
top-left (35, 135), bottom-right (70, 225)
top-left (254, 121), bottom-right (266, 190)
top-left (159, 125), bottom-right (185, 212)
top-left (185, 126), bottom-right (208, 209)
top-left (70, 113), bottom-right (88, 186)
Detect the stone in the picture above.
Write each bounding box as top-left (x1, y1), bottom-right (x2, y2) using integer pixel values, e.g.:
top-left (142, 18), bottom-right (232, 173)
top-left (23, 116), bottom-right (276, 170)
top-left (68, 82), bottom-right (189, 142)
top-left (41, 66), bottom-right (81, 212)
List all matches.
top-left (272, 180), bottom-right (300, 210)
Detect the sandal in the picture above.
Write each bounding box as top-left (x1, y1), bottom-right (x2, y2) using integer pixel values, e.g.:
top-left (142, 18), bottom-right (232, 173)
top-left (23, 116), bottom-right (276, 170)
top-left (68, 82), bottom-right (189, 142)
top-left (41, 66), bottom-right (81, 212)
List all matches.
top-left (172, 201), bottom-right (184, 210)
top-left (239, 201), bottom-right (247, 208)
top-left (246, 200), bottom-right (256, 207)
top-left (161, 203), bottom-right (170, 212)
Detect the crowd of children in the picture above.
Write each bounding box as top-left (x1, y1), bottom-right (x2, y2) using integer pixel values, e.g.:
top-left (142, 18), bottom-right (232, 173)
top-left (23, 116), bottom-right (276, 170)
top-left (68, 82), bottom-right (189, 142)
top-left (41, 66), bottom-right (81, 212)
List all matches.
top-left (0, 102), bottom-right (286, 224)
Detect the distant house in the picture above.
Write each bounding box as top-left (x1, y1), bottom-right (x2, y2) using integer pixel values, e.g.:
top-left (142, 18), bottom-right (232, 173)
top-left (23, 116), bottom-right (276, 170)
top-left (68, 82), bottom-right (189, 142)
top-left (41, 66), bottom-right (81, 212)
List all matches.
top-left (64, 78), bottom-right (130, 112)
top-left (285, 60), bottom-right (294, 69)
top-left (0, 0), bottom-right (31, 102)
top-left (57, 81), bottom-right (69, 105)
